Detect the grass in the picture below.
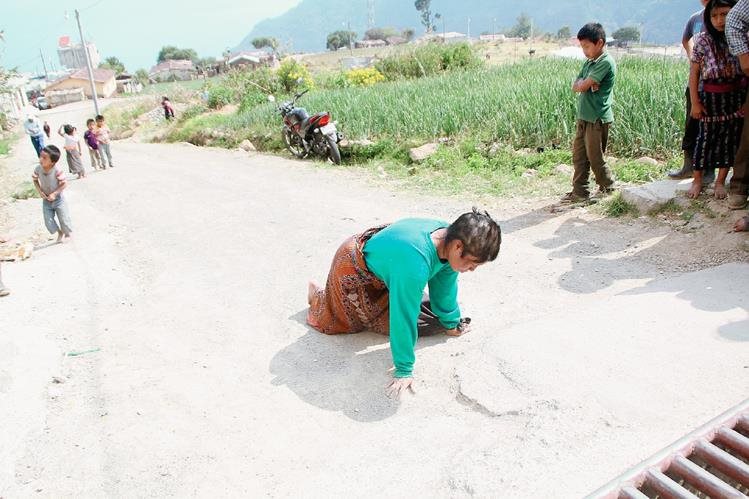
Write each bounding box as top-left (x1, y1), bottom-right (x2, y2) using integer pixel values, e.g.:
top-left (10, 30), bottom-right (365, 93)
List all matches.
top-left (0, 137), bottom-right (12, 156)
top-left (598, 192), bottom-right (639, 217)
top-left (648, 198), bottom-right (719, 225)
top-left (11, 181), bottom-right (39, 200)
top-left (103, 101), bottom-right (154, 137)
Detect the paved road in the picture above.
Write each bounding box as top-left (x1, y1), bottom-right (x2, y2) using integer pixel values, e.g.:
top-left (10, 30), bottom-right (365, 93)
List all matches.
top-left (1, 103), bottom-right (747, 497)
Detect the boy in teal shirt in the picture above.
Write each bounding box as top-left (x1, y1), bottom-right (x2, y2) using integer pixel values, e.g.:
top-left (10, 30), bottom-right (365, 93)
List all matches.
top-left (562, 22), bottom-right (617, 203)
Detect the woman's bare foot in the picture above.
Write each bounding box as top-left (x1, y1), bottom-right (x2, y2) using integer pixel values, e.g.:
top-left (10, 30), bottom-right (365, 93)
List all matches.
top-left (307, 281), bottom-right (321, 305)
top-left (56, 231), bottom-right (64, 243)
top-left (687, 180), bottom-right (702, 199)
top-left (734, 216), bottom-right (749, 232)
top-left (715, 182), bottom-right (727, 199)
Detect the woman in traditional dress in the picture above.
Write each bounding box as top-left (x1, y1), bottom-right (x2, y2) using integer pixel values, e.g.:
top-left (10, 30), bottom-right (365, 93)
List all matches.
top-left (307, 209), bottom-right (502, 398)
top-left (688, 0), bottom-right (745, 199)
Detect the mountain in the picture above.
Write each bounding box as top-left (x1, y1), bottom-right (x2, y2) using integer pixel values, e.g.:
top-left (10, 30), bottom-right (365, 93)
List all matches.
top-left (237, 0), bottom-right (697, 53)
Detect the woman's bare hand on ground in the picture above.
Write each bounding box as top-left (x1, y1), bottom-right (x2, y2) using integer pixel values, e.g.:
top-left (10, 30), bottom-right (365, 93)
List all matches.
top-left (386, 377), bottom-right (415, 399)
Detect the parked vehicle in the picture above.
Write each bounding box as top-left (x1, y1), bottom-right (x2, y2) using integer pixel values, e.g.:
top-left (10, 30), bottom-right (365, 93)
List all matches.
top-left (34, 96), bottom-right (50, 110)
top-left (277, 89), bottom-right (343, 164)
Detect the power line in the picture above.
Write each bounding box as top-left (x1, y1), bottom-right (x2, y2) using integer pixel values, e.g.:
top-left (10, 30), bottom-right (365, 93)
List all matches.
top-left (81, 0), bottom-right (107, 12)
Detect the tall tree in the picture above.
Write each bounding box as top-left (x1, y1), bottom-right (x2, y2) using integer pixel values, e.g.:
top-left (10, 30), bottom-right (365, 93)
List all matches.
top-left (557, 26), bottom-right (571, 40)
top-left (252, 37), bottom-right (279, 51)
top-left (99, 56), bottom-right (126, 75)
top-left (364, 27), bottom-right (398, 41)
top-left (414, 0), bottom-right (437, 33)
top-left (134, 69), bottom-right (149, 85)
top-left (326, 30), bottom-right (357, 51)
top-left (612, 26), bottom-right (641, 43)
top-left (157, 46), bottom-right (199, 63)
top-left (508, 13), bottom-right (533, 39)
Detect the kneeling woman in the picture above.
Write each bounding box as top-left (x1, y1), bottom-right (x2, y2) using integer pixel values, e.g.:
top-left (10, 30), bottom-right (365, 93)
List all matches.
top-left (307, 209), bottom-right (502, 398)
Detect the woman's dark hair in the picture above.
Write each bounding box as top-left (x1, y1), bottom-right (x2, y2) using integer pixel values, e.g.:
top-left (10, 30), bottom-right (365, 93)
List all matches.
top-left (705, 0), bottom-right (737, 45)
top-left (63, 124), bottom-right (74, 135)
top-left (445, 208), bottom-right (502, 262)
top-left (577, 23), bottom-right (606, 44)
top-left (42, 145), bottom-right (61, 163)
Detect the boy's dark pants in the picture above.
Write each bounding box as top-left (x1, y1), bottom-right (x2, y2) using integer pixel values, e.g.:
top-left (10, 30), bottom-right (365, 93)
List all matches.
top-left (729, 91), bottom-right (749, 197)
top-left (572, 119), bottom-right (614, 197)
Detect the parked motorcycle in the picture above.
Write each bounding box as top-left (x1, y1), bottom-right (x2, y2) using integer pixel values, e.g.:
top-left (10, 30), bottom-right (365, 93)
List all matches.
top-left (277, 89), bottom-right (343, 164)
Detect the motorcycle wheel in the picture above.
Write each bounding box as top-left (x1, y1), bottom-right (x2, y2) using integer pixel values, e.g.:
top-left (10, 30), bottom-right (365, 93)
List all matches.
top-left (283, 129), bottom-right (306, 159)
top-left (326, 135), bottom-right (341, 164)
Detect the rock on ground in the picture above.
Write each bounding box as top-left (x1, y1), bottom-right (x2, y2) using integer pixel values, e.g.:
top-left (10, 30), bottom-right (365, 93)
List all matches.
top-left (409, 143), bottom-right (439, 162)
top-left (238, 140), bottom-right (256, 152)
top-left (621, 179), bottom-right (686, 212)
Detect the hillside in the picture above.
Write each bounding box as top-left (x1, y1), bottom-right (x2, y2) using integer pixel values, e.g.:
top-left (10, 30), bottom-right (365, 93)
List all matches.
top-left (237, 0), bottom-right (696, 53)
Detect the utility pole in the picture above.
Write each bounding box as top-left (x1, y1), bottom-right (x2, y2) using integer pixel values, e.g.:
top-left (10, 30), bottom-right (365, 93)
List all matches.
top-left (367, 0), bottom-right (375, 29)
top-left (467, 17), bottom-right (471, 39)
top-left (74, 9), bottom-right (100, 116)
top-left (39, 49), bottom-right (48, 80)
top-left (348, 20), bottom-right (353, 55)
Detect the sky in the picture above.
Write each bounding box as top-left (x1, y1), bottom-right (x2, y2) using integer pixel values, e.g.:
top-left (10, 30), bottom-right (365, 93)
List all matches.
top-left (1, 0), bottom-right (301, 76)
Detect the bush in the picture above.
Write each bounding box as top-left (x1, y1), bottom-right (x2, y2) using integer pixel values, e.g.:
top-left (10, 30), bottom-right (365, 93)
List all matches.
top-left (239, 90), bottom-right (268, 112)
top-left (207, 85), bottom-right (233, 109)
top-left (224, 67), bottom-right (281, 96)
top-left (345, 67), bottom-right (385, 87)
top-left (277, 58), bottom-right (314, 92)
top-left (315, 71), bottom-right (351, 90)
top-left (179, 103), bottom-right (209, 122)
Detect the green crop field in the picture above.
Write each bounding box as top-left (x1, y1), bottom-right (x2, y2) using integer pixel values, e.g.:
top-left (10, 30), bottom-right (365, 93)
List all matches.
top-left (207, 56), bottom-right (686, 159)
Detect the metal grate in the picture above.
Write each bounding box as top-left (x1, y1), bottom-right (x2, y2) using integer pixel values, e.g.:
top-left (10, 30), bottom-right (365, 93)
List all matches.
top-left (587, 399), bottom-right (749, 499)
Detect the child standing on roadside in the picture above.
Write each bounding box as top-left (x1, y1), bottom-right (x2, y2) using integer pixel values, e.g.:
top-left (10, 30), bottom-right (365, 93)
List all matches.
top-left (95, 114), bottom-right (114, 168)
top-left (561, 22), bottom-right (617, 203)
top-left (162, 96), bottom-right (175, 120)
top-left (84, 118), bottom-right (104, 170)
top-left (32, 145), bottom-right (73, 243)
top-left (688, 0), bottom-right (745, 199)
top-left (58, 124), bottom-right (86, 179)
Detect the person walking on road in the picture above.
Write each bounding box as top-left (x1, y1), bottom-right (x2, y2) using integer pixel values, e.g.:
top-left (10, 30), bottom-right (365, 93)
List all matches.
top-left (24, 115), bottom-right (45, 157)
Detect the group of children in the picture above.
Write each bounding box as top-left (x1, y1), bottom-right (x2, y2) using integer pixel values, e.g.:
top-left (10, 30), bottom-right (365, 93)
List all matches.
top-left (56, 114), bottom-right (114, 180)
top-left (32, 114), bottom-right (114, 243)
top-left (566, 3), bottom-right (749, 232)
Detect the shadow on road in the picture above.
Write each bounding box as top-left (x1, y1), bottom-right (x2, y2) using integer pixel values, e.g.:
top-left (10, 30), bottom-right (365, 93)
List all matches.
top-left (270, 310), bottom-right (449, 422)
top-left (619, 262), bottom-right (748, 342)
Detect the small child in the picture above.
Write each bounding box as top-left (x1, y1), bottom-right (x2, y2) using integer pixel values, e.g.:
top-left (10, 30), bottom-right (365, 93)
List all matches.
top-left (688, 0), bottom-right (744, 199)
top-left (95, 114), bottom-right (114, 168)
top-left (162, 96), bottom-right (175, 120)
top-left (561, 22), bottom-right (617, 203)
top-left (84, 118), bottom-right (104, 170)
top-left (58, 124), bottom-right (86, 179)
top-left (43, 120), bottom-right (51, 139)
top-left (32, 145), bottom-right (73, 243)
